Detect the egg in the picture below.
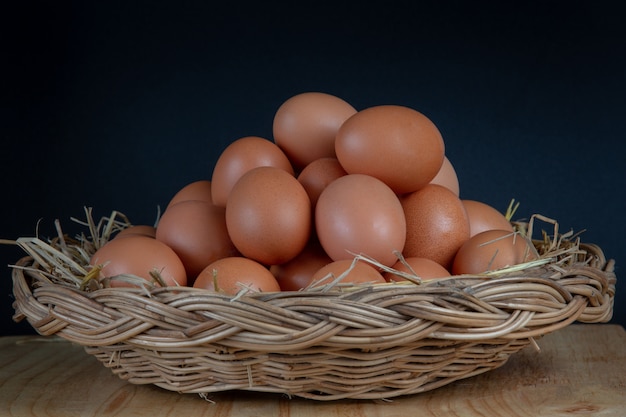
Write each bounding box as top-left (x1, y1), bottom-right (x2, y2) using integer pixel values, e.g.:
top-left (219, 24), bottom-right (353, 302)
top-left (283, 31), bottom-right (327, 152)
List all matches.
top-left (310, 259), bottom-right (386, 286)
top-left (166, 179), bottom-right (213, 208)
top-left (270, 239), bottom-right (333, 291)
top-left (272, 92), bottom-right (357, 169)
top-left (155, 199), bottom-right (238, 284)
top-left (193, 256), bottom-right (280, 295)
top-left (114, 225), bottom-right (157, 239)
top-left (297, 157), bottom-right (347, 209)
top-left (429, 156), bottom-right (460, 196)
top-left (90, 235), bottom-right (187, 287)
top-left (211, 136), bottom-right (294, 207)
top-left (401, 184), bottom-right (470, 269)
top-left (335, 105), bottom-right (445, 194)
top-left (462, 199), bottom-right (514, 237)
top-left (225, 166), bottom-right (311, 265)
top-left (451, 229), bottom-right (537, 275)
top-left (315, 174), bottom-right (406, 267)
top-left (384, 257), bottom-right (451, 282)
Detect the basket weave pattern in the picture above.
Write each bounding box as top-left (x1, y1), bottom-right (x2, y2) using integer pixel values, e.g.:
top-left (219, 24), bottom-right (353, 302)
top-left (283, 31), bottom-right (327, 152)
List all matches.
top-left (12, 233), bottom-right (616, 400)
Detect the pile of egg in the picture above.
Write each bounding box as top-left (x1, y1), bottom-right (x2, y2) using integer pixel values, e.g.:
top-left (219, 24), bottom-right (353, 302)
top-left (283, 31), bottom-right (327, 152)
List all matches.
top-left (90, 92), bottom-right (536, 294)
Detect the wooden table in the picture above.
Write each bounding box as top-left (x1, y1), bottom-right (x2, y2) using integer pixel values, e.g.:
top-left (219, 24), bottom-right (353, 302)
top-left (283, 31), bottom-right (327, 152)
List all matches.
top-left (1, 324), bottom-right (625, 416)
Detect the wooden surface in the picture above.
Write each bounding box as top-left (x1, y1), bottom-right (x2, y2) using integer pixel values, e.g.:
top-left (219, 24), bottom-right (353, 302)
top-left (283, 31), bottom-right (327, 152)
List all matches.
top-left (1, 324), bottom-right (625, 417)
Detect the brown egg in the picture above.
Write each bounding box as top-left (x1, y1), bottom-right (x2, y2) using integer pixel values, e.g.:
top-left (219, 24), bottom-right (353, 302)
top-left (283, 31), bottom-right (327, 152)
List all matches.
top-left (429, 156), bottom-right (460, 196)
top-left (401, 184), bottom-right (470, 270)
top-left (156, 199), bottom-right (238, 284)
top-left (297, 157), bottom-right (347, 209)
top-left (194, 256), bottom-right (280, 295)
top-left (462, 199), bottom-right (514, 237)
top-left (166, 180), bottom-right (213, 208)
top-left (273, 92), bottom-right (357, 169)
top-left (225, 166), bottom-right (311, 265)
top-left (90, 235), bottom-right (187, 287)
top-left (335, 105), bottom-right (445, 194)
top-left (311, 259), bottom-right (386, 285)
top-left (270, 239), bottom-right (332, 291)
top-left (315, 174), bottom-right (406, 267)
top-left (211, 136), bottom-right (294, 207)
top-left (452, 229), bottom-right (536, 275)
top-left (114, 225), bottom-right (157, 239)
top-left (384, 257), bottom-right (451, 282)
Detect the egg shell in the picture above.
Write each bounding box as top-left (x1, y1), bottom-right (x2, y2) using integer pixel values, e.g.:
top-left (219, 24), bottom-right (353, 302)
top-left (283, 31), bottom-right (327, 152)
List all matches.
top-left (451, 229), bottom-right (537, 275)
top-left (156, 199), bottom-right (238, 284)
top-left (114, 225), bottom-right (157, 239)
top-left (462, 199), bottom-right (514, 237)
top-left (270, 238), bottom-right (333, 291)
top-left (401, 184), bottom-right (471, 270)
top-left (90, 235), bottom-right (187, 287)
top-left (429, 156), bottom-right (460, 196)
top-left (311, 259), bottom-right (386, 285)
top-left (297, 157), bottom-right (347, 209)
top-left (211, 136), bottom-right (295, 207)
top-left (273, 92), bottom-right (357, 169)
top-left (335, 105), bottom-right (445, 194)
top-left (166, 179), bottom-right (213, 208)
top-left (315, 174), bottom-right (406, 267)
top-left (384, 257), bottom-right (451, 282)
top-left (193, 256), bottom-right (280, 295)
top-left (225, 166), bottom-right (311, 265)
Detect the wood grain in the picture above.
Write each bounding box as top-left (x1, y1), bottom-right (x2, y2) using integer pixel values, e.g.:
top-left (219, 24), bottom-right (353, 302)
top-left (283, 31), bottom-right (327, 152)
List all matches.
top-left (1, 324), bottom-right (625, 416)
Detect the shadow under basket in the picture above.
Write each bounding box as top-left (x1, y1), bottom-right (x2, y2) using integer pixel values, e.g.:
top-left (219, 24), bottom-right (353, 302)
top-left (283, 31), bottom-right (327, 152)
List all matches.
top-left (10, 221), bottom-right (616, 401)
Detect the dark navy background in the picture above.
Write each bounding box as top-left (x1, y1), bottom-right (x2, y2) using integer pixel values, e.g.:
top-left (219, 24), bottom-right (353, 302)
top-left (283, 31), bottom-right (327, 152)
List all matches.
top-left (2, 1), bottom-right (624, 334)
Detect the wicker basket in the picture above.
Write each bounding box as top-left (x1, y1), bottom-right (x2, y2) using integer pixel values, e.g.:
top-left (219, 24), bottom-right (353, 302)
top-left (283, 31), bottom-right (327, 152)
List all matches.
top-left (10, 212), bottom-right (616, 401)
